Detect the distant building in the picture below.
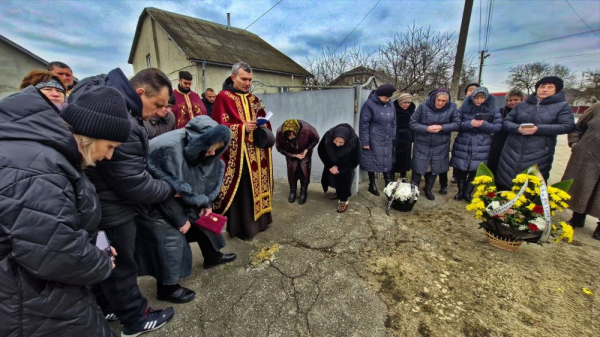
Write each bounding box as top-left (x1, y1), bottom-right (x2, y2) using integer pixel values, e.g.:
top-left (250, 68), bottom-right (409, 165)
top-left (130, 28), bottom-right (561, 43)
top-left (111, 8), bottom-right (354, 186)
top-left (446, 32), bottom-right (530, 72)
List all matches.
top-left (0, 34), bottom-right (48, 99)
top-left (329, 66), bottom-right (395, 89)
top-left (128, 7), bottom-right (312, 94)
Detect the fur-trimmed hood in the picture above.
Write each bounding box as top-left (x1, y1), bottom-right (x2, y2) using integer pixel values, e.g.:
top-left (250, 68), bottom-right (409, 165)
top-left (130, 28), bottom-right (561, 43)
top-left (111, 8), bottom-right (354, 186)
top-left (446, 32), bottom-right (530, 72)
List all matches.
top-left (147, 116), bottom-right (231, 207)
top-left (461, 91), bottom-right (498, 115)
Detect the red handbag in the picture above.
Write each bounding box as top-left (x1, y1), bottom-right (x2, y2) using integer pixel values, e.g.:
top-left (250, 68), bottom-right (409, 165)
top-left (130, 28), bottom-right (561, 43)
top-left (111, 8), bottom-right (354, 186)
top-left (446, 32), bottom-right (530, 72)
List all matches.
top-left (194, 213), bottom-right (227, 235)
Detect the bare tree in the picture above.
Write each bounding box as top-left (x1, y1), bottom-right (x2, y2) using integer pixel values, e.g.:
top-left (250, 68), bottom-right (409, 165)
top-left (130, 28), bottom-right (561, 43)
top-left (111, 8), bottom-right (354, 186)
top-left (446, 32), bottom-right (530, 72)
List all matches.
top-left (377, 24), bottom-right (458, 95)
top-left (505, 62), bottom-right (577, 94)
top-left (302, 46), bottom-right (377, 86)
top-left (577, 68), bottom-right (600, 103)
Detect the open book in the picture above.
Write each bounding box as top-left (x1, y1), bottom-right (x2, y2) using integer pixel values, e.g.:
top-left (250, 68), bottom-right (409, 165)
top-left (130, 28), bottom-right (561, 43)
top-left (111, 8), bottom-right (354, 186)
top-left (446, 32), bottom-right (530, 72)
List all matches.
top-left (256, 111), bottom-right (273, 126)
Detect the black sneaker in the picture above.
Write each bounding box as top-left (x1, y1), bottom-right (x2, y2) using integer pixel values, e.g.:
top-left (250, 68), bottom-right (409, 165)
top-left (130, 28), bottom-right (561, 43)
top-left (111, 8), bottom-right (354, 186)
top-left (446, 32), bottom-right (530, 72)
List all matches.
top-left (121, 307), bottom-right (174, 337)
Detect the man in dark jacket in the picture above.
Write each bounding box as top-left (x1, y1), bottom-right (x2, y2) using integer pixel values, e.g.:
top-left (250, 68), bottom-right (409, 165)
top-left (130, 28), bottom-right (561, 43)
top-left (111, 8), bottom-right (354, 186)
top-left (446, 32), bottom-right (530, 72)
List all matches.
top-left (69, 67), bottom-right (176, 337)
top-left (202, 88), bottom-right (216, 117)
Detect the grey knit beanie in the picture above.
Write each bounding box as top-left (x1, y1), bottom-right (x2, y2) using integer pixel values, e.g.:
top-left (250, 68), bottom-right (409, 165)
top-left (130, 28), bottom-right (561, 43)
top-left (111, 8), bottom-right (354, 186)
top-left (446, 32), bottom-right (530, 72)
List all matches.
top-left (61, 87), bottom-right (131, 142)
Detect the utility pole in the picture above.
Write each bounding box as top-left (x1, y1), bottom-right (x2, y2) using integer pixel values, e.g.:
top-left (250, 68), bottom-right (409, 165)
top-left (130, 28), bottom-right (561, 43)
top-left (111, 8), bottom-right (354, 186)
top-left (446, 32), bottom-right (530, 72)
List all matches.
top-left (450, 0), bottom-right (474, 101)
top-left (478, 50), bottom-right (491, 84)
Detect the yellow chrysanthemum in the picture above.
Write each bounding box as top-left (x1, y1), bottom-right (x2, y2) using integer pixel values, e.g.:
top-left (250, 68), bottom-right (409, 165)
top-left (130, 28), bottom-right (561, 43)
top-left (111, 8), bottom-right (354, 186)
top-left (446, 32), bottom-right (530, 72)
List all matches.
top-left (527, 203), bottom-right (535, 211)
top-left (582, 288), bottom-right (593, 295)
top-left (473, 176), bottom-right (493, 185)
top-left (560, 201), bottom-right (569, 208)
top-left (555, 221), bottom-right (574, 243)
top-left (475, 210), bottom-right (483, 219)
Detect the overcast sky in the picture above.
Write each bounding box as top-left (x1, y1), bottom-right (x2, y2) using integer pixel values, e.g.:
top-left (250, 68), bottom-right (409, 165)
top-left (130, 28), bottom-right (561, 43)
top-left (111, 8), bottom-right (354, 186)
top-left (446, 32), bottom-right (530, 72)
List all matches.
top-left (1, 0), bottom-right (599, 92)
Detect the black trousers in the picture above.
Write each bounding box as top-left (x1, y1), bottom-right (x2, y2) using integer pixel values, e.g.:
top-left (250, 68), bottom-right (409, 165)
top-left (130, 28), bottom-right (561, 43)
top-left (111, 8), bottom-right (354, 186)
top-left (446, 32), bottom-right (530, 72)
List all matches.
top-left (454, 169), bottom-right (476, 184)
top-left (439, 172), bottom-right (448, 187)
top-left (185, 224), bottom-right (222, 263)
top-left (92, 221), bottom-right (147, 326)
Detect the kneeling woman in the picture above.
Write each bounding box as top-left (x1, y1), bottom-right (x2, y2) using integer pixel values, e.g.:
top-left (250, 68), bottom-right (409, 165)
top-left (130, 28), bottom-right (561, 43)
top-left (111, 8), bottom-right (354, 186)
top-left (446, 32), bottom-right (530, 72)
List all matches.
top-left (136, 116), bottom-right (236, 303)
top-left (318, 123), bottom-right (361, 213)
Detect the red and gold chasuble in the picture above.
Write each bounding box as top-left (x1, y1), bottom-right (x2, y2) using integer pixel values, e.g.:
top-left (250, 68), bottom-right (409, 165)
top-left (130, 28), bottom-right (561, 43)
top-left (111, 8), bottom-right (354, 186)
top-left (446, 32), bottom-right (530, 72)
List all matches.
top-left (173, 88), bottom-right (207, 129)
top-left (211, 90), bottom-right (273, 220)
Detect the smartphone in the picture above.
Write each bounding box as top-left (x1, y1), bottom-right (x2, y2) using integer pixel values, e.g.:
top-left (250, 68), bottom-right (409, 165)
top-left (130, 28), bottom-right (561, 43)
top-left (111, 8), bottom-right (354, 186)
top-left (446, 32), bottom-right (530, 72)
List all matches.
top-left (520, 123), bottom-right (535, 129)
top-left (475, 113), bottom-right (493, 121)
top-left (95, 230), bottom-right (113, 257)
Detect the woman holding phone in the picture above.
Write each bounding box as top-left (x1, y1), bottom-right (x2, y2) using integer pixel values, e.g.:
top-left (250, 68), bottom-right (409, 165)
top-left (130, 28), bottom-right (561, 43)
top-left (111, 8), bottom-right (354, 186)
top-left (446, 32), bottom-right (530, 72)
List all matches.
top-left (0, 86), bottom-right (131, 337)
top-left (496, 76), bottom-right (575, 190)
top-left (450, 86), bottom-right (502, 201)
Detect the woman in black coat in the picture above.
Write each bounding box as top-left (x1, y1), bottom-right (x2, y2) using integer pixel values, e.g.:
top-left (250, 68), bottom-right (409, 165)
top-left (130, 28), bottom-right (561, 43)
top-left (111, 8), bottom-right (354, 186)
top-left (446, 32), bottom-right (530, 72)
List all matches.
top-left (0, 86), bottom-right (131, 337)
top-left (496, 76), bottom-right (575, 190)
top-left (487, 89), bottom-right (524, 175)
top-left (392, 93), bottom-right (415, 179)
top-left (136, 116), bottom-right (236, 303)
top-left (318, 123), bottom-right (362, 213)
top-left (359, 84), bottom-right (396, 196)
top-left (410, 89), bottom-right (461, 200)
top-left (450, 87), bottom-right (502, 201)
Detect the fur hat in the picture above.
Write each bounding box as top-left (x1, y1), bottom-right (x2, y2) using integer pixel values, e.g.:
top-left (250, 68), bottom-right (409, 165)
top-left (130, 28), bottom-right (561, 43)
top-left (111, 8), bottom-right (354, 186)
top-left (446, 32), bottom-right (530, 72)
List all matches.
top-left (535, 76), bottom-right (564, 93)
top-left (61, 87), bottom-right (130, 142)
top-left (471, 86), bottom-right (489, 98)
top-left (375, 84), bottom-right (396, 98)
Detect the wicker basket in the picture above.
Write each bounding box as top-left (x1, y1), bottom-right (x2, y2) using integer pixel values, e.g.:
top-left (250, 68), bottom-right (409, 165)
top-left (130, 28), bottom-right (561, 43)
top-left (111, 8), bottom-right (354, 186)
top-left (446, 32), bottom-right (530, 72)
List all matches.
top-left (484, 230), bottom-right (523, 251)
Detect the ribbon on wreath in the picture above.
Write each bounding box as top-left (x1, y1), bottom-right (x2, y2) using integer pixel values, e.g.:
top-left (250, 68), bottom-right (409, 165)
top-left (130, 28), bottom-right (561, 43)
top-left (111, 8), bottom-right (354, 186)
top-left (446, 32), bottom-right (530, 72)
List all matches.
top-left (485, 165), bottom-right (552, 242)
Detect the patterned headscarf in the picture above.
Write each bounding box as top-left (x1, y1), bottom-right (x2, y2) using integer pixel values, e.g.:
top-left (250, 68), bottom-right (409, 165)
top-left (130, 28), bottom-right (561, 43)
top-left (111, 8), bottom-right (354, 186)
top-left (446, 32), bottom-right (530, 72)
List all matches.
top-left (282, 119), bottom-right (300, 135)
top-left (34, 78), bottom-right (65, 93)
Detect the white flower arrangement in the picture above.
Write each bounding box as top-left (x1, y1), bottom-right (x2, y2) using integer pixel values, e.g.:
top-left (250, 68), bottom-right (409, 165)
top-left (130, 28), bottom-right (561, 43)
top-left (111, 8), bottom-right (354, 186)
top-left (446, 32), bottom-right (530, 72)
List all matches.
top-left (384, 181), bottom-right (419, 203)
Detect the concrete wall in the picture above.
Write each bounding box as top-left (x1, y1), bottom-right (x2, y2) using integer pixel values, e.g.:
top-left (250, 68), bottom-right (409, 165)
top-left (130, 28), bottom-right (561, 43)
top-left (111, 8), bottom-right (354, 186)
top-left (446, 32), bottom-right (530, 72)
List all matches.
top-left (260, 88), bottom-right (361, 185)
top-left (0, 40), bottom-right (47, 99)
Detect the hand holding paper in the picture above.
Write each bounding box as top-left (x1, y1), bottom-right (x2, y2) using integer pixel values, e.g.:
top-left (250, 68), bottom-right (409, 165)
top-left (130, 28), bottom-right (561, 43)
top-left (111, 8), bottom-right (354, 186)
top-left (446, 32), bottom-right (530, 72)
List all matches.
top-left (256, 111), bottom-right (273, 126)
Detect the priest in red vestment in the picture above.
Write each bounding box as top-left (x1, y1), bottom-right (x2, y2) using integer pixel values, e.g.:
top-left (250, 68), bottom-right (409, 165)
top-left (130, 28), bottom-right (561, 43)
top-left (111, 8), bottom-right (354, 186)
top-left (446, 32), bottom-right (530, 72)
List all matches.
top-left (173, 71), bottom-right (207, 129)
top-left (212, 62), bottom-right (273, 239)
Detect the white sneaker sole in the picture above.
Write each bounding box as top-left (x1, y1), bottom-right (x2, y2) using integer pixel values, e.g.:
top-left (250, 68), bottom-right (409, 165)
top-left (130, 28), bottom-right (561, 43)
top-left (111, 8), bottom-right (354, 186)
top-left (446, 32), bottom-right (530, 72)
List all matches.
top-left (121, 321), bottom-right (168, 337)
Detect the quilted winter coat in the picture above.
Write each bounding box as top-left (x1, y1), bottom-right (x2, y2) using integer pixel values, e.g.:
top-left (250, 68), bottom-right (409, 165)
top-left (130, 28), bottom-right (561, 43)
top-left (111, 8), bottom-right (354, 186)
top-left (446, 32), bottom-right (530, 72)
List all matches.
top-left (496, 91), bottom-right (575, 189)
top-left (450, 94), bottom-right (502, 172)
top-left (410, 93), bottom-right (460, 175)
top-left (0, 87), bottom-right (115, 337)
top-left (359, 91), bottom-right (396, 172)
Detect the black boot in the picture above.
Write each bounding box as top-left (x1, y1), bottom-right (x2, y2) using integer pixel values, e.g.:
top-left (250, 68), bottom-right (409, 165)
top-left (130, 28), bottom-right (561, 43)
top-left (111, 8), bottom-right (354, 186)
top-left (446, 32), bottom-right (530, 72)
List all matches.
top-left (383, 171), bottom-right (393, 188)
top-left (288, 181), bottom-right (297, 203)
top-left (593, 223), bottom-right (600, 240)
top-left (400, 171), bottom-right (407, 178)
top-left (368, 172), bottom-right (380, 196)
top-left (463, 181), bottom-right (475, 202)
top-left (568, 212), bottom-right (587, 228)
top-left (424, 173), bottom-right (435, 200)
top-left (298, 181), bottom-right (308, 205)
top-left (454, 174), bottom-right (465, 201)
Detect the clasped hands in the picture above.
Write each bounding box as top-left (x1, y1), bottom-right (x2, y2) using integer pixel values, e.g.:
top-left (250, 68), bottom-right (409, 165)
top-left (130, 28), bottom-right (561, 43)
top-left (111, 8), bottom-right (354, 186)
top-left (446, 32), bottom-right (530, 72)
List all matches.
top-left (293, 149), bottom-right (308, 160)
top-left (179, 208), bottom-right (212, 235)
top-left (426, 125), bottom-right (444, 133)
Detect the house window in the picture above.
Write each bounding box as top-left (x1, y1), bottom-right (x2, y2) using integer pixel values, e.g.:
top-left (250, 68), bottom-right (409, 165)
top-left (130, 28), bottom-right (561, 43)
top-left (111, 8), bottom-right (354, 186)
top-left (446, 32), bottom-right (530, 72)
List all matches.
top-left (354, 76), bottom-right (362, 83)
top-left (146, 54), bottom-right (152, 68)
top-left (278, 87), bottom-right (289, 93)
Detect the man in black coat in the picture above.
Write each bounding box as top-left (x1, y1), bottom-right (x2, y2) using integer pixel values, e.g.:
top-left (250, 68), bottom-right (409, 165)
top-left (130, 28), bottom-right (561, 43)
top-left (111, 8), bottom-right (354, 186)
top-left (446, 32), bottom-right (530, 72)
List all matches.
top-left (69, 68), bottom-right (176, 337)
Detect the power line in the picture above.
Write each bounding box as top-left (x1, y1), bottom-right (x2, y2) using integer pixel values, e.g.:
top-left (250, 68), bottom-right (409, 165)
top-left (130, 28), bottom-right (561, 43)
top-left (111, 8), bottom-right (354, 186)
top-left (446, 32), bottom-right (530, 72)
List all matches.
top-left (565, 0), bottom-right (600, 39)
top-left (478, 0), bottom-right (482, 51)
top-left (202, 0), bottom-right (284, 61)
top-left (489, 29), bottom-right (600, 52)
top-left (483, 0), bottom-right (494, 51)
top-left (485, 52), bottom-right (600, 67)
top-left (333, 0), bottom-right (382, 53)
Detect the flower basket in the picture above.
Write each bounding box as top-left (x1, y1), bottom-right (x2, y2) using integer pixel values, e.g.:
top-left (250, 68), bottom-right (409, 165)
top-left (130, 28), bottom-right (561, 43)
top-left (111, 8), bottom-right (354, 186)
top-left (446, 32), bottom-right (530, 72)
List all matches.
top-left (483, 229), bottom-right (523, 251)
top-left (466, 163), bottom-right (575, 247)
top-left (384, 179), bottom-right (419, 215)
top-left (391, 199), bottom-right (416, 212)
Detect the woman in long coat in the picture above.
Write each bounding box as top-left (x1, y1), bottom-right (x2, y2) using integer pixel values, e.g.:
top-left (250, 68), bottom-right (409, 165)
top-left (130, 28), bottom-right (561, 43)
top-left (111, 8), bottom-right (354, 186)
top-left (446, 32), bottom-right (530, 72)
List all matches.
top-left (276, 119), bottom-right (320, 204)
top-left (487, 89), bottom-right (525, 175)
top-left (562, 102), bottom-right (600, 239)
top-left (496, 76), bottom-right (575, 190)
top-left (451, 87), bottom-right (502, 201)
top-left (360, 84), bottom-right (396, 196)
top-left (318, 123), bottom-right (362, 213)
top-left (410, 89), bottom-right (461, 200)
top-left (136, 116), bottom-right (236, 303)
top-left (0, 86), bottom-right (131, 337)
top-left (392, 93), bottom-right (415, 179)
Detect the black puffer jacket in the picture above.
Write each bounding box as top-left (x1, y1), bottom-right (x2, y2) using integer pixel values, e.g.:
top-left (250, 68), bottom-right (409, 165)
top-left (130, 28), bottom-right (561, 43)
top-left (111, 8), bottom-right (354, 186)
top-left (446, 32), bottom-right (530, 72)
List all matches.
top-left (69, 68), bottom-right (174, 227)
top-left (0, 87), bottom-right (114, 337)
top-left (496, 91), bottom-right (575, 188)
top-left (450, 94), bottom-right (502, 171)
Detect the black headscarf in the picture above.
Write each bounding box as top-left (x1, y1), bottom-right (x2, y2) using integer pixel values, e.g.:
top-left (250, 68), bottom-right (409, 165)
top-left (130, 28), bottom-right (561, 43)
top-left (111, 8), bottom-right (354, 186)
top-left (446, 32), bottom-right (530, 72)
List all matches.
top-left (325, 123), bottom-right (358, 163)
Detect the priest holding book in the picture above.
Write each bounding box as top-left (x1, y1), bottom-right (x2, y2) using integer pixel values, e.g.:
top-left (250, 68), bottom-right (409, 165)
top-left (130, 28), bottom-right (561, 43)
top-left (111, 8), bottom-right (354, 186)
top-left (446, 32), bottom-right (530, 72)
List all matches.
top-left (212, 62), bottom-right (274, 240)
